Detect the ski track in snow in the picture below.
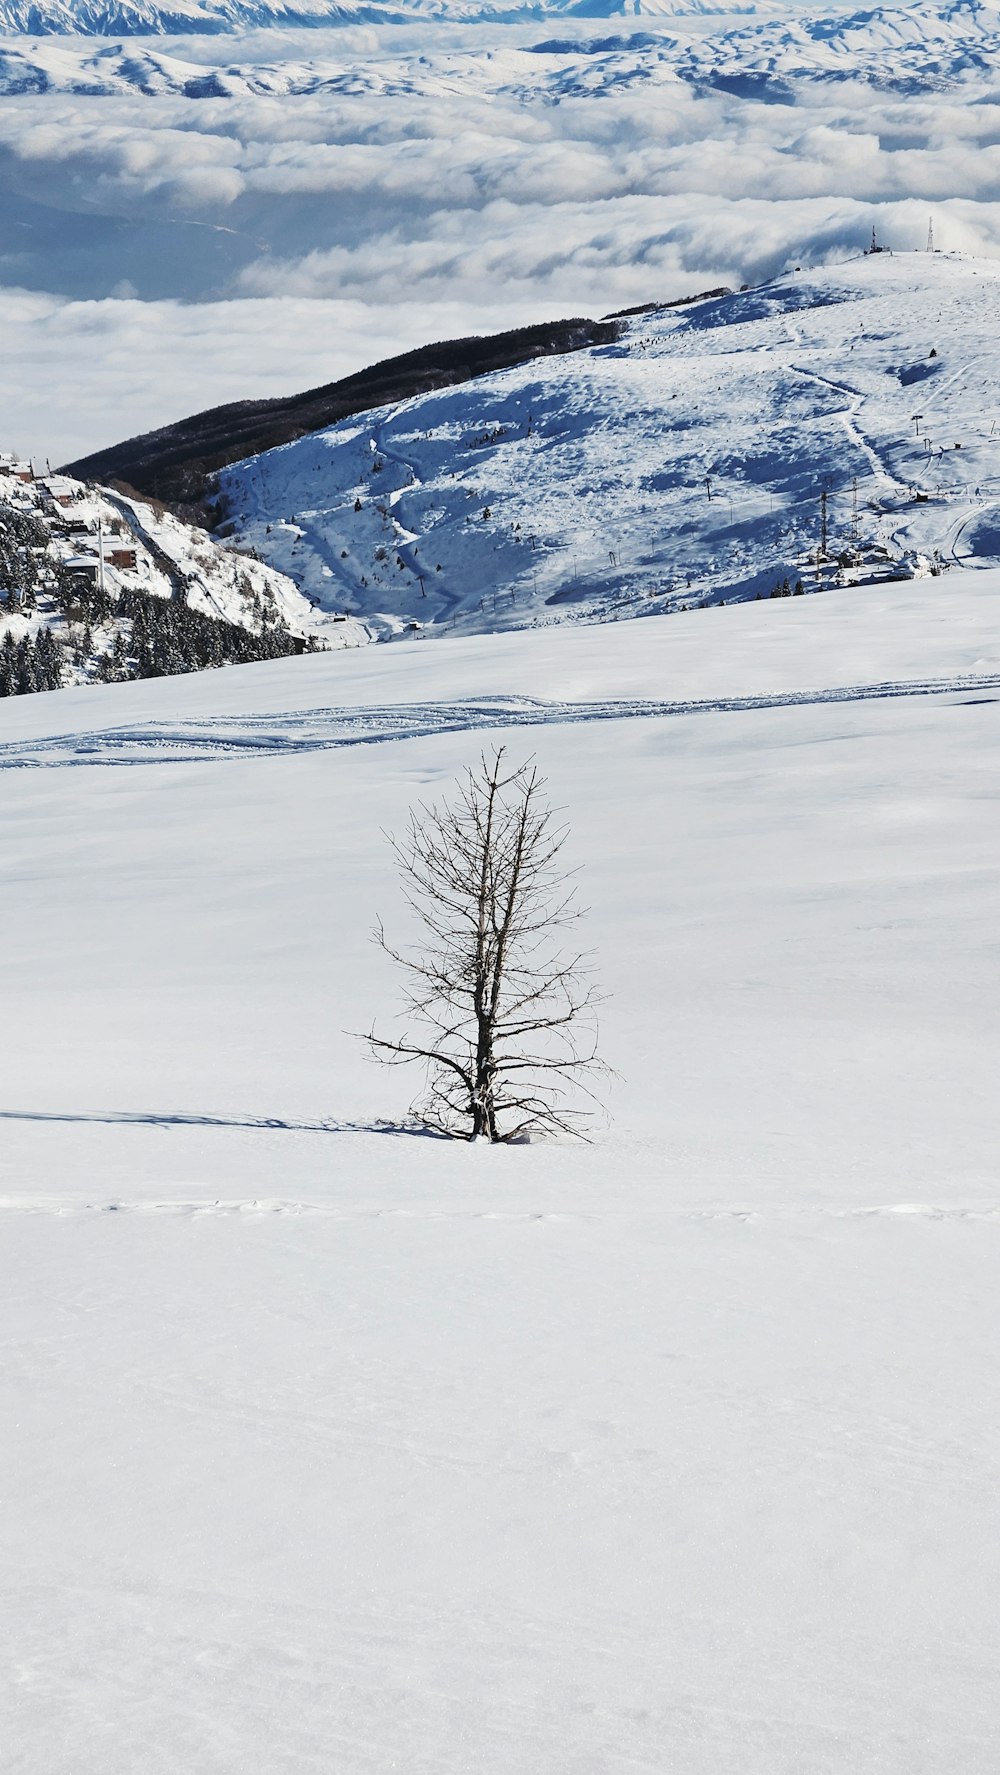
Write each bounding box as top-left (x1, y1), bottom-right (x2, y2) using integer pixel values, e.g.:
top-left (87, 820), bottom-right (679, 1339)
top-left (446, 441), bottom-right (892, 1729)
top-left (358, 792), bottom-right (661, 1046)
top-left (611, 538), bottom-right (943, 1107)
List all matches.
top-left (1, 1194), bottom-right (999, 1221)
top-left (1, 672), bottom-right (997, 768)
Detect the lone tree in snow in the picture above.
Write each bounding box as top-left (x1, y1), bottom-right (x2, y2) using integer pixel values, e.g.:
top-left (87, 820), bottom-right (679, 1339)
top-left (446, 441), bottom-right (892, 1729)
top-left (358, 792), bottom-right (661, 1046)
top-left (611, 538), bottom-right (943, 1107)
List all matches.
top-left (365, 748), bottom-right (604, 1142)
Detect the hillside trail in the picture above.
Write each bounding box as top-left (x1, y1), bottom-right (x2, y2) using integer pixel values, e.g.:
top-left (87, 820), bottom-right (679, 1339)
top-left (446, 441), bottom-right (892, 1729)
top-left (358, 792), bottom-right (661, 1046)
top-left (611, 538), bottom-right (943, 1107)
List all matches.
top-left (785, 357), bottom-right (1000, 568)
top-left (787, 364), bottom-right (913, 505)
top-left (371, 410), bottom-right (465, 630)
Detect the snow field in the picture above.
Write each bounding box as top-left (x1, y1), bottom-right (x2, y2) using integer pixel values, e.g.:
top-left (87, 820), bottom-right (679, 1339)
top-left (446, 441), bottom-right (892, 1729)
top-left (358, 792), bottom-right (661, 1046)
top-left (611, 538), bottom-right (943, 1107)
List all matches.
top-left (8, 1197), bottom-right (1000, 1772)
top-left (3, 576), bottom-right (1000, 1769)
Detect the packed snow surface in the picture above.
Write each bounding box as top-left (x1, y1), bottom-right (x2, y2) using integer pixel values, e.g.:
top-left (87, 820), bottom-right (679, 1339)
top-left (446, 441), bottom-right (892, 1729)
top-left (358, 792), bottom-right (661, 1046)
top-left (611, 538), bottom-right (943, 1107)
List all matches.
top-left (220, 253), bottom-right (1000, 636)
top-left (3, 574), bottom-right (1000, 1769)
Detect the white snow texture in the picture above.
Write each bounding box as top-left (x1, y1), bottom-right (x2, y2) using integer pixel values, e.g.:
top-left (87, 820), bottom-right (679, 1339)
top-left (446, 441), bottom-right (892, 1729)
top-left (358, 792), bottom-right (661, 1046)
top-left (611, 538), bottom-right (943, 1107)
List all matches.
top-left (3, 567), bottom-right (1000, 1770)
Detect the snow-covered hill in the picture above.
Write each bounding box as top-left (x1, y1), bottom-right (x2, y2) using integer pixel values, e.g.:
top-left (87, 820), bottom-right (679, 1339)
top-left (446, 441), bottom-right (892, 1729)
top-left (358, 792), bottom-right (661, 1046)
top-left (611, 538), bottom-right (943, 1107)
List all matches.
top-left (216, 253), bottom-right (1000, 640)
top-left (0, 0), bottom-right (414, 33)
top-left (6, 0), bottom-right (994, 47)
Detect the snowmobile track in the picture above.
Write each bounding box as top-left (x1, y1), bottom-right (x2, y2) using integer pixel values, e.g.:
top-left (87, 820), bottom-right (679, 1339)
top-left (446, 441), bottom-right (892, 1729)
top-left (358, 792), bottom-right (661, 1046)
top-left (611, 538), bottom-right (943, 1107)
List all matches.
top-left (0, 671), bottom-right (998, 770)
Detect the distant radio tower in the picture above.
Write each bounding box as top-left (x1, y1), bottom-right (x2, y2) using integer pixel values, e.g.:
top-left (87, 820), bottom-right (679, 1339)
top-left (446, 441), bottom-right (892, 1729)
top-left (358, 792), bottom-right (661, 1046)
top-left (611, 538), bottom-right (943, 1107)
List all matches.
top-left (926, 216), bottom-right (934, 254)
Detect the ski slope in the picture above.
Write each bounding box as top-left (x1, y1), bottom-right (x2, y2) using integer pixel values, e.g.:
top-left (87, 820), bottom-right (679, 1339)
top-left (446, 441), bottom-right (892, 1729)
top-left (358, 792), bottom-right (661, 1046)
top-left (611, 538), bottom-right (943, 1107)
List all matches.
top-left (217, 252), bottom-right (1000, 637)
top-left (3, 573), bottom-right (1000, 1770)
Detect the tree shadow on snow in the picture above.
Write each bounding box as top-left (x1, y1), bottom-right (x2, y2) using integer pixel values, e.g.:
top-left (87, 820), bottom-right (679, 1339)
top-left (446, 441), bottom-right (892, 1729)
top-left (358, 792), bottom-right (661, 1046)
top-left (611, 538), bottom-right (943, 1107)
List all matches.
top-left (0, 1110), bottom-right (445, 1138)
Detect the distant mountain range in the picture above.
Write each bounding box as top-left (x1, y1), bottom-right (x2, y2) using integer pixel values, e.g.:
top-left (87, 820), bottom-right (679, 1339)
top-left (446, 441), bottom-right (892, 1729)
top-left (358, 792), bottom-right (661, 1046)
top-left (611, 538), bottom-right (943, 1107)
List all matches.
top-left (0, 0), bottom-right (407, 30)
top-left (0, 0), bottom-right (764, 34)
top-left (2, 2), bottom-right (995, 91)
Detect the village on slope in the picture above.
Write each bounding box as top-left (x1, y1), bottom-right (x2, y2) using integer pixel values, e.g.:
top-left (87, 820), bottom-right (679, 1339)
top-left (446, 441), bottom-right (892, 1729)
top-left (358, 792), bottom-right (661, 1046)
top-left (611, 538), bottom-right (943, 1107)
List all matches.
top-left (0, 458), bottom-right (366, 696)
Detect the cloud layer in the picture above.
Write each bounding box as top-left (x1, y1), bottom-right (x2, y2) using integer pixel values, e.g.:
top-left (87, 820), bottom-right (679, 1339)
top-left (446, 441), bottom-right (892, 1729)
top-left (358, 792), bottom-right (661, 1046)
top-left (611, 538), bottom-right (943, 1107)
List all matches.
top-left (3, 4), bottom-right (1000, 455)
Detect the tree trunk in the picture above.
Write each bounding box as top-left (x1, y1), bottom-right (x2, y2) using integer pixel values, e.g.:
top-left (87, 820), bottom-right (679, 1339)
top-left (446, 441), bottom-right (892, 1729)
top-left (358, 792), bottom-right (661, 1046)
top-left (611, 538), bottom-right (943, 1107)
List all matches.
top-left (472, 1017), bottom-right (496, 1139)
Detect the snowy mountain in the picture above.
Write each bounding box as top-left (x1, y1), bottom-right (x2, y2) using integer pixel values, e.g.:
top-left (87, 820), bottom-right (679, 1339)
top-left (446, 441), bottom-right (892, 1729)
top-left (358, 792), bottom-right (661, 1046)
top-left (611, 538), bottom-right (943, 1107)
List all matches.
top-left (0, 0), bottom-right (777, 34)
top-left (3, 2), bottom-right (999, 89)
top-left (215, 253), bottom-right (1000, 641)
top-left (0, 0), bottom-right (415, 32)
top-left (7, 0), bottom-right (1000, 451)
top-left (64, 320), bottom-right (620, 508)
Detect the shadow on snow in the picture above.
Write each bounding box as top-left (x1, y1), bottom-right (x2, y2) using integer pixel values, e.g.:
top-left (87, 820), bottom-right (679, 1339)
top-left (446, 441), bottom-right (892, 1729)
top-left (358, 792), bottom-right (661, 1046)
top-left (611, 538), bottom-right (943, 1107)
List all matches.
top-left (0, 1109), bottom-right (444, 1138)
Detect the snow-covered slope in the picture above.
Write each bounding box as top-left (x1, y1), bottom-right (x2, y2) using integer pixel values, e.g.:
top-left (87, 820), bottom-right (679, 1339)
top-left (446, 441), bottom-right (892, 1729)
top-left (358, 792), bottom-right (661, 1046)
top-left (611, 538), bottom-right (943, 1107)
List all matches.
top-left (0, 0), bottom-right (416, 32)
top-left (3, 576), bottom-right (1000, 1770)
top-left (218, 253), bottom-right (1000, 640)
top-left (7, 0), bottom-right (988, 42)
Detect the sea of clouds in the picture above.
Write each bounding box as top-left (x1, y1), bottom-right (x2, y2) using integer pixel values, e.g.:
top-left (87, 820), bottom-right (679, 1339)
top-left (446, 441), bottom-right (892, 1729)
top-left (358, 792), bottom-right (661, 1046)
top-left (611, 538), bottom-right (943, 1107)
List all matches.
top-left (2, 3), bottom-right (1000, 457)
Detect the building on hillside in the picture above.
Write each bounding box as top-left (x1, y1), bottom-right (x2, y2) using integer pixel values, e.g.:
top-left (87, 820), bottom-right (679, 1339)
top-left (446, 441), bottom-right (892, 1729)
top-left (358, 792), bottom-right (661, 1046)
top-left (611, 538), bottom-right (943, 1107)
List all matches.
top-left (105, 543), bottom-right (137, 571)
top-left (61, 554), bottom-right (100, 583)
top-left (0, 457), bottom-right (35, 483)
top-left (39, 477), bottom-right (82, 507)
top-left (61, 538), bottom-right (140, 579)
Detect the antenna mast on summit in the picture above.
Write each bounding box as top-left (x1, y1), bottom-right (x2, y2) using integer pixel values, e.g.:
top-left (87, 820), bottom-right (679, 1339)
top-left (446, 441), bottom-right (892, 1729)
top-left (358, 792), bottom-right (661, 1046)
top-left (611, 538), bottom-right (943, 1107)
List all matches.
top-left (927, 216), bottom-right (934, 254)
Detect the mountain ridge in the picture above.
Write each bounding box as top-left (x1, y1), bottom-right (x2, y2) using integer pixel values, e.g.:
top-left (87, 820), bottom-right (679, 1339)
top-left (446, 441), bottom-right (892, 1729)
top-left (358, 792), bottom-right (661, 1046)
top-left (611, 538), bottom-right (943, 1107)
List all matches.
top-left (64, 317), bottom-right (624, 511)
top-left (0, 0), bottom-right (767, 33)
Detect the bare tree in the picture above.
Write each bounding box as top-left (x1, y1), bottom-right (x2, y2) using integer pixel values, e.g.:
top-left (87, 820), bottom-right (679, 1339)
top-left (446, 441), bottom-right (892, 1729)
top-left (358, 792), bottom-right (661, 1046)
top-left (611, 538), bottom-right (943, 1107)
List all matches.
top-left (365, 748), bottom-right (604, 1142)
